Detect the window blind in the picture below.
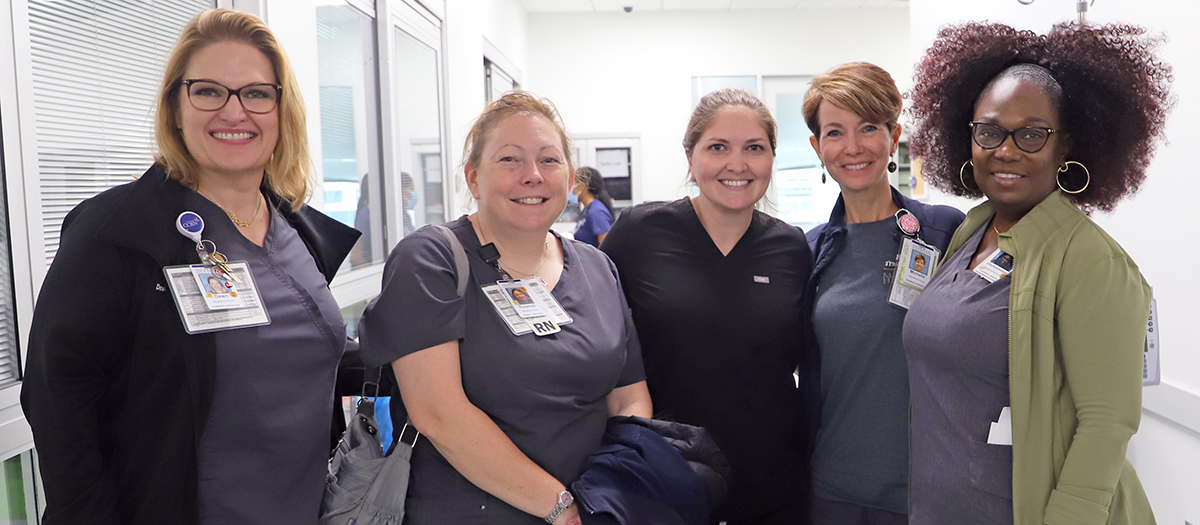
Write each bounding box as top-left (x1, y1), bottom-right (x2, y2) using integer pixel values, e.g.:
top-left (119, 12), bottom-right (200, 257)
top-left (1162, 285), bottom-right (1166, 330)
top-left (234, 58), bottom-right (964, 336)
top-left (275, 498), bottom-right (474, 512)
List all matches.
top-left (0, 162), bottom-right (17, 389)
top-left (29, 0), bottom-right (214, 266)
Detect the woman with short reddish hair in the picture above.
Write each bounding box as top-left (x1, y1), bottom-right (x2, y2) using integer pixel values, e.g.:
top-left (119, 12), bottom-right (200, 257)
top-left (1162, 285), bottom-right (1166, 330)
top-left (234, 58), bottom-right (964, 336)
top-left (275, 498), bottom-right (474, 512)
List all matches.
top-left (802, 61), bottom-right (964, 524)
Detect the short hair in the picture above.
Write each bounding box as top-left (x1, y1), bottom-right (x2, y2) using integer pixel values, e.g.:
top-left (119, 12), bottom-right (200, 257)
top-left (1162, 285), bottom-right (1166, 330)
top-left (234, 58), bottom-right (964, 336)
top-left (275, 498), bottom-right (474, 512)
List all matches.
top-left (682, 88), bottom-right (777, 157)
top-left (155, 9), bottom-right (311, 211)
top-left (803, 62), bottom-right (903, 137)
top-left (907, 22), bottom-right (1173, 211)
top-left (462, 91), bottom-right (574, 179)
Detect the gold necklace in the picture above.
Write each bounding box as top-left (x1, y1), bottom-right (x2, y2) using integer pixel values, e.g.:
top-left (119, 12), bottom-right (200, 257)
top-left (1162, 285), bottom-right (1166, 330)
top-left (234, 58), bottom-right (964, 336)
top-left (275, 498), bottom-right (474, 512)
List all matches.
top-left (198, 189), bottom-right (263, 228)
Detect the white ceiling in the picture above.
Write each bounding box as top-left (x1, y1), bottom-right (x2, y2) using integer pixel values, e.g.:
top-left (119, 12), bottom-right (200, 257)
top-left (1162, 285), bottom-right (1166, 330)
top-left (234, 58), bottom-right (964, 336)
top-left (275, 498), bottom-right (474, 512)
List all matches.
top-left (520, 0), bottom-right (909, 12)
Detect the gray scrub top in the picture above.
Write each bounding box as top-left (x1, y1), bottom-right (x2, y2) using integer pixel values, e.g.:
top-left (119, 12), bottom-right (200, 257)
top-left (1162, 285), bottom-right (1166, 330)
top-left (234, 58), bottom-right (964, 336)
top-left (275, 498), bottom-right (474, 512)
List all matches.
top-left (191, 196), bottom-right (347, 525)
top-left (358, 216), bottom-right (645, 525)
top-left (811, 217), bottom-right (911, 514)
top-left (903, 220), bottom-right (1013, 525)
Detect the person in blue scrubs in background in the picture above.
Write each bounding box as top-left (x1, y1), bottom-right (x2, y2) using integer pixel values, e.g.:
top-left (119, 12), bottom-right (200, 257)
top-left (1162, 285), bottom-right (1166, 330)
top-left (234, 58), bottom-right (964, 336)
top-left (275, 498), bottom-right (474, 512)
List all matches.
top-left (572, 166), bottom-right (615, 247)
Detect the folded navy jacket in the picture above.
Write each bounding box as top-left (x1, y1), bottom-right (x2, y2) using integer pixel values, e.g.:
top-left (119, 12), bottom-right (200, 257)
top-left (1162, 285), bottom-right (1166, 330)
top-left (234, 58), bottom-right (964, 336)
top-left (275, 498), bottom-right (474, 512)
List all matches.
top-left (572, 416), bottom-right (731, 525)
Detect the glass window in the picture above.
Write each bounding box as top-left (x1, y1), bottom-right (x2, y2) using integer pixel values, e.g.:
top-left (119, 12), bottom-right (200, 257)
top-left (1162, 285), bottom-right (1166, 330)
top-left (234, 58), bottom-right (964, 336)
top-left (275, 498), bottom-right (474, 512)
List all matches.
top-left (485, 58), bottom-right (517, 103)
top-left (0, 452), bottom-right (41, 522)
top-left (316, 3), bottom-right (386, 269)
top-left (393, 27), bottom-right (445, 231)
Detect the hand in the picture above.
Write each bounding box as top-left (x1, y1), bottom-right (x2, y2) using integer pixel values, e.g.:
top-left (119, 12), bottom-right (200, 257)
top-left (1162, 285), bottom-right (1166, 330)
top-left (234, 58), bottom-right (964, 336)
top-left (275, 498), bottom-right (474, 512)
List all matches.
top-left (554, 504), bottom-right (581, 525)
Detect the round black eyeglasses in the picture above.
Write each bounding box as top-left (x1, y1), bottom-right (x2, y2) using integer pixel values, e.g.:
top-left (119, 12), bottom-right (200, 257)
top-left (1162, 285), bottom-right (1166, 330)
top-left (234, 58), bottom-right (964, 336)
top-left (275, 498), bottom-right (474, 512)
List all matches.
top-left (969, 121), bottom-right (1057, 153)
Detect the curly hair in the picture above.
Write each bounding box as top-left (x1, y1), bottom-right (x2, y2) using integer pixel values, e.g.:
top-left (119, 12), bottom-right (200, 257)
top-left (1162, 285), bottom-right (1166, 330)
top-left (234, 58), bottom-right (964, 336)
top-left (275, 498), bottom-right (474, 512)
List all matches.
top-left (907, 22), bottom-right (1173, 211)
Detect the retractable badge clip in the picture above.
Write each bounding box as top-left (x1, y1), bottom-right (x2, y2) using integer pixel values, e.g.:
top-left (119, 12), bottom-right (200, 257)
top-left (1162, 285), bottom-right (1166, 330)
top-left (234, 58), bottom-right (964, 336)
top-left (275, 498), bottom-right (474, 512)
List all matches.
top-left (176, 211), bottom-right (241, 284)
top-left (176, 211), bottom-right (204, 245)
top-left (895, 209), bottom-right (921, 237)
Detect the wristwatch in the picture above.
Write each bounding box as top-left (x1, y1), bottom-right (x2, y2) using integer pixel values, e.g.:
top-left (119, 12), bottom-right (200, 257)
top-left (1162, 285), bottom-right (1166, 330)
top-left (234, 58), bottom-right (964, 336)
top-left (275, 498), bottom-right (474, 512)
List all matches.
top-left (543, 489), bottom-right (574, 523)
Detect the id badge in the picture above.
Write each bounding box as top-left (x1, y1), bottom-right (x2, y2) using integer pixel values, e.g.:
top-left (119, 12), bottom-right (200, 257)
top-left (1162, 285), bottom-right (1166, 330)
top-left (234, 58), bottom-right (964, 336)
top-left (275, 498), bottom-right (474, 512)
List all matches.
top-left (974, 248), bottom-right (1014, 283)
top-left (483, 278), bottom-right (573, 336)
top-left (163, 262), bottom-right (270, 334)
top-left (888, 237), bottom-right (941, 309)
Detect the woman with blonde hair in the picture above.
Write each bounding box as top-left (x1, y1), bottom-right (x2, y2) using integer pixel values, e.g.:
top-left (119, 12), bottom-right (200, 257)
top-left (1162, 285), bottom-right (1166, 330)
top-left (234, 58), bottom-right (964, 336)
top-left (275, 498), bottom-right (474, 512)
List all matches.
top-left (359, 91), bottom-right (651, 524)
top-left (22, 9), bottom-right (360, 524)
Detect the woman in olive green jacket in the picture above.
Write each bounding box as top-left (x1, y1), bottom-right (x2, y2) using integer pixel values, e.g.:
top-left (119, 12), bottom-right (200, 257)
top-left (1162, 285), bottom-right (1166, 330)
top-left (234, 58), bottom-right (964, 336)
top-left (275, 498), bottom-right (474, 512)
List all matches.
top-left (901, 22), bottom-right (1172, 525)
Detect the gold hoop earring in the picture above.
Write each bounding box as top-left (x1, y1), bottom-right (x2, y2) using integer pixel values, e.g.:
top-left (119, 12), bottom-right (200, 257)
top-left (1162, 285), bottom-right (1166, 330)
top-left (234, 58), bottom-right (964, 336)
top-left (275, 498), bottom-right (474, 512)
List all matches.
top-left (1057, 160), bottom-right (1091, 194)
top-left (959, 160), bottom-right (975, 189)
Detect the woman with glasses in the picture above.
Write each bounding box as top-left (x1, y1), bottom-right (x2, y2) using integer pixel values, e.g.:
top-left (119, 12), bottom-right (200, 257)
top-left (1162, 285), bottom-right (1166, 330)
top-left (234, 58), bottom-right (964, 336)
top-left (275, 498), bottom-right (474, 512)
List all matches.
top-left (801, 62), bottom-right (963, 524)
top-left (22, 9), bottom-right (361, 524)
top-left (903, 22), bottom-right (1171, 525)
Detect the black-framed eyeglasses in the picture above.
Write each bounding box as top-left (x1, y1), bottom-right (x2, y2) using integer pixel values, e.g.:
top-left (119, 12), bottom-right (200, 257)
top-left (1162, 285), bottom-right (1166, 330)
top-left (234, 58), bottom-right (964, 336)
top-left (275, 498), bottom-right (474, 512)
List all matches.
top-left (181, 79), bottom-right (282, 114)
top-left (969, 121), bottom-right (1057, 153)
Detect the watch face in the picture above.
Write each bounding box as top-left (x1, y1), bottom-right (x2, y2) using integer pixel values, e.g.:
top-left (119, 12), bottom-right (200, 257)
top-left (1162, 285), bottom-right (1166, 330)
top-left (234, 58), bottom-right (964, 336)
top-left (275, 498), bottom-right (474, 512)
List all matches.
top-left (559, 490), bottom-right (574, 506)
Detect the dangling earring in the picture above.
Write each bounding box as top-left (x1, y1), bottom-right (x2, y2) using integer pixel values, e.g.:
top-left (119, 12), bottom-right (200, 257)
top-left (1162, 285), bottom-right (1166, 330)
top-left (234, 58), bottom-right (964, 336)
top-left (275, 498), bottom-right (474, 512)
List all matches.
top-left (821, 166), bottom-right (826, 184)
top-left (887, 160), bottom-right (898, 173)
top-left (1057, 161), bottom-right (1091, 194)
top-left (959, 160), bottom-right (975, 189)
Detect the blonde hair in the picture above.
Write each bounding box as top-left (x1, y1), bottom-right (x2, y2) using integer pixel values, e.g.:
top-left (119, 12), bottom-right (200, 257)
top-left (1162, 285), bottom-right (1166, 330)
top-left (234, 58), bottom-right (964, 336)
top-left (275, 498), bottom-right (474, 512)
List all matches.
top-left (462, 91), bottom-right (574, 179)
top-left (154, 8), bottom-right (311, 211)
top-left (803, 61), bottom-right (902, 138)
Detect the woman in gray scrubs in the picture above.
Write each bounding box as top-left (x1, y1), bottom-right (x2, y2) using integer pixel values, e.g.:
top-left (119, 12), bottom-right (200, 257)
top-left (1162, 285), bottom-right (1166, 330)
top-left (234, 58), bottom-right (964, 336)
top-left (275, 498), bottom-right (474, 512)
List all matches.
top-left (904, 22), bottom-right (1170, 525)
top-left (22, 10), bottom-right (361, 524)
top-left (803, 62), bottom-right (963, 524)
top-left (358, 91), bottom-right (652, 525)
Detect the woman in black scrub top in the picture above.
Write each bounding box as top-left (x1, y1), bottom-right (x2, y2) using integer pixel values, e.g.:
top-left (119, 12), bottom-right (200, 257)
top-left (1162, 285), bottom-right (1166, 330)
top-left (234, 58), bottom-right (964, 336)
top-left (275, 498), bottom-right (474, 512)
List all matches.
top-left (22, 10), bottom-right (361, 525)
top-left (358, 91), bottom-right (652, 525)
top-left (603, 88), bottom-right (815, 524)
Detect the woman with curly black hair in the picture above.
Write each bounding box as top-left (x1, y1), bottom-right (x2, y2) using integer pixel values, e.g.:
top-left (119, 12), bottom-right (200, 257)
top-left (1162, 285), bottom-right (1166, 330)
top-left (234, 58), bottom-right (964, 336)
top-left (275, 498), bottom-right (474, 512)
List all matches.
top-left (902, 22), bottom-right (1171, 525)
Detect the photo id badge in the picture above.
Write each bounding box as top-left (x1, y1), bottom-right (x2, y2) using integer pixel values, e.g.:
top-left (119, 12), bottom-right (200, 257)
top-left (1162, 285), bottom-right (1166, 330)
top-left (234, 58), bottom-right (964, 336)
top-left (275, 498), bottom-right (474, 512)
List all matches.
top-left (163, 262), bottom-right (270, 334)
top-left (974, 248), bottom-right (1014, 283)
top-left (483, 278), bottom-right (573, 337)
top-left (190, 265), bottom-right (247, 310)
top-left (888, 237), bottom-right (941, 309)
top-left (498, 280), bottom-right (548, 319)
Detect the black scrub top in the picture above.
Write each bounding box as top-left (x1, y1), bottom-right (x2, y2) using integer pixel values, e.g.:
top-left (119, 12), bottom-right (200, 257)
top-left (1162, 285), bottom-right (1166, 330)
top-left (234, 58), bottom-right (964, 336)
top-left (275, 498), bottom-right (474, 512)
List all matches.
top-left (602, 198), bottom-right (814, 521)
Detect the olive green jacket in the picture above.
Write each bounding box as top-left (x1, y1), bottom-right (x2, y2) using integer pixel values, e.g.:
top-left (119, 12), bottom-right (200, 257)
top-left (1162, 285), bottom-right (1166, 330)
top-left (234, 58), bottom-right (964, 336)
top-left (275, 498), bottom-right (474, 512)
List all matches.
top-left (943, 191), bottom-right (1154, 525)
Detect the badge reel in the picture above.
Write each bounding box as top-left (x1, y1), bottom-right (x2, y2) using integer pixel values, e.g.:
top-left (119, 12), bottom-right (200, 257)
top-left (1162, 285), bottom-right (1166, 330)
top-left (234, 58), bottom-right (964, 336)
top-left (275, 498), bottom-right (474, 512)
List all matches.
top-left (477, 243), bottom-right (573, 337)
top-left (162, 211), bottom-right (270, 334)
top-left (888, 209), bottom-right (942, 309)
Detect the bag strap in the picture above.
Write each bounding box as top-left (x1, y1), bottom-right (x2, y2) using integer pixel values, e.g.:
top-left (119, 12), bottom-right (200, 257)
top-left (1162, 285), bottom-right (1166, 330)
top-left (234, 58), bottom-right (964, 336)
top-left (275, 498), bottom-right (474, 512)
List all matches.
top-left (381, 224), bottom-right (468, 452)
top-left (433, 224), bottom-right (470, 298)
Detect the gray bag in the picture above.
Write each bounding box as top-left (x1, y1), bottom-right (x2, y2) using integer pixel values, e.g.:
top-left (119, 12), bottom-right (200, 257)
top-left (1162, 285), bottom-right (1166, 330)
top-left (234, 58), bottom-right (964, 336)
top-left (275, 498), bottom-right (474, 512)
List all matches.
top-left (318, 399), bottom-right (418, 525)
top-left (318, 224), bottom-right (469, 525)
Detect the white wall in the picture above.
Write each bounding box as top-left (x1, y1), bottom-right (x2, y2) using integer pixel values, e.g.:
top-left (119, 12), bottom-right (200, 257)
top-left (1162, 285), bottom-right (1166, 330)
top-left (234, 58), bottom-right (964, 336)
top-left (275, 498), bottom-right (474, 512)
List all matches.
top-left (910, 1), bottom-right (1200, 523)
top-left (444, 0), bottom-right (528, 214)
top-left (526, 8), bottom-right (910, 204)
